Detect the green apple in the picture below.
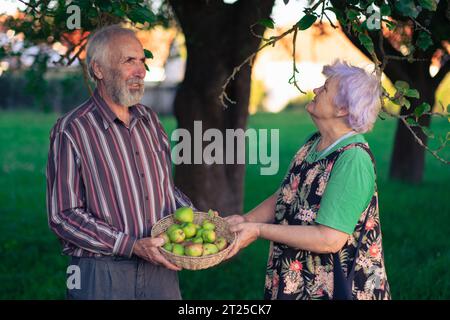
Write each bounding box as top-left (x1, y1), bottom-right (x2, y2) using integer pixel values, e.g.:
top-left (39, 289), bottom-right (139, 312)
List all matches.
top-left (167, 223), bottom-right (182, 234)
top-left (202, 220), bottom-right (216, 231)
top-left (168, 228), bottom-right (186, 243)
top-left (174, 207), bottom-right (194, 223)
top-left (214, 237), bottom-right (228, 251)
top-left (182, 222), bottom-right (197, 239)
top-left (163, 243), bottom-right (173, 251)
top-left (202, 243), bottom-right (219, 256)
top-left (196, 228), bottom-right (204, 238)
top-left (192, 236), bottom-right (203, 244)
top-left (172, 243), bottom-right (185, 256)
top-left (202, 229), bottom-right (216, 243)
top-left (185, 243), bottom-right (203, 257)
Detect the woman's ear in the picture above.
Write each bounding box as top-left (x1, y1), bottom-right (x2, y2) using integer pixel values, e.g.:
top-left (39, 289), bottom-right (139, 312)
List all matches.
top-left (335, 106), bottom-right (349, 118)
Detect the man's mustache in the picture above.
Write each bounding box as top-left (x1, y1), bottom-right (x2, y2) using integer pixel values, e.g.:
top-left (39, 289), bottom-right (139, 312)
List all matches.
top-left (126, 78), bottom-right (144, 86)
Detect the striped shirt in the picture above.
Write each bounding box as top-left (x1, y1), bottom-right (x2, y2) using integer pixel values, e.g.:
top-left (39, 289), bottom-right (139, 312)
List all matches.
top-left (46, 89), bottom-right (195, 258)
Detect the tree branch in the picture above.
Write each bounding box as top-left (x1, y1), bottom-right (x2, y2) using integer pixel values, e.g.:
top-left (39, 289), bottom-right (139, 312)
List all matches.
top-left (219, 24), bottom-right (298, 107)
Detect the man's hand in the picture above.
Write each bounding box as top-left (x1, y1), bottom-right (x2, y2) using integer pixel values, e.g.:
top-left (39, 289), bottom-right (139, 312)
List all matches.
top-left (133, 237), bottom-right (182, 271)
top-left (226, 222), bottom-right (261, 260)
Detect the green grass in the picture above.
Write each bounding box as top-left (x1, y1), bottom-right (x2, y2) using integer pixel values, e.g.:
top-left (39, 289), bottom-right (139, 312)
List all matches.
top-left (0, 110), bottom-right (449, 299)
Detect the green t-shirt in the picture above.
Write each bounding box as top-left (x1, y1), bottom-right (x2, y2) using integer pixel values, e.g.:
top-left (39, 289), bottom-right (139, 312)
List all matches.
top-left (303, 133), bottom-right (375, 235)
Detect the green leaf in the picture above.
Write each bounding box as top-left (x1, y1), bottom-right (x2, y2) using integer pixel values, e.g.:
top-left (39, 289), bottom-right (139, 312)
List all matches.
top-left (346, 9), bottom-right (359, 20)
top-left (414, 102), bottom-right (431, 118)
top-left (144, 63), bottom-right (149, 71)
top-left (385, 20), bottom-right (396, 30)
top-left (283, 0), bottom-right (289, 4)
top-left (326, 7), bottom-right (345, 22)
top-left (258, 17), bottom-right (275, 29)
top-left (112, 7), bottom-right (126, 17)
top-left (144, 49), bottom-right (153, 59)
top-left (380, 4), bottom-right (391, 16)
top-left (98, 0), bottom-right (112, 12)
top-left (403, 98), bottom-right (411, 109)
top-left (297, 14), bottom-right (317, 30)
top-left (88, 7), bottom-right (98, 18)
top-left (406, 117), bottom-right (418, 126)
top-left (405, 89), bottom-right (420, 99)
top-left (395, 96), bottom-right (411, 109)
top-left (395, 0), bottom-right (420, 18)
top-left (352, 21), bottom-right (364, 33)
top-left (127, 7), bottom-right (157, 24)
top-left (358, 33), bottom-right (374, 54)
top-left (416, 32), bottom-right (433, 51)
top-left (394, 80), bottom-right (410, 92)
top-left (418, 0), bottom-right (437, 11)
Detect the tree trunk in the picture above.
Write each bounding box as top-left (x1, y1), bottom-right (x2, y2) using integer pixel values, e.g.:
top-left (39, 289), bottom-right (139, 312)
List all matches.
top-left (389, 62), bottom-right (434, 183)
top-left (168, 0), bottom-right (275, 215)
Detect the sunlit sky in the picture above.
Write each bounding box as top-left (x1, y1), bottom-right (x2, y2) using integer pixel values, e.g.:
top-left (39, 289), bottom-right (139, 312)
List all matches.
top-left (0, 0), bottom-right (25, 14)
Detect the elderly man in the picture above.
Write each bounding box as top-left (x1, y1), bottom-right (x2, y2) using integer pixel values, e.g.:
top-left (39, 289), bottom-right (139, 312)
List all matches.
top-left (46, 25), bottom-right (194, 300)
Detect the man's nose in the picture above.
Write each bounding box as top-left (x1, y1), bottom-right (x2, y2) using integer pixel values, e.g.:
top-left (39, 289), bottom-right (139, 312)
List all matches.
top-left (135, 62), bottom-right (146, 79)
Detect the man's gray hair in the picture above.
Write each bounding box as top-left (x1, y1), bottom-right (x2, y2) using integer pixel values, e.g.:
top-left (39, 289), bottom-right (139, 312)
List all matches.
top-left (323, 60), bottom-right (382, 133)
top-left (86, 25), bottom-right (137, 81)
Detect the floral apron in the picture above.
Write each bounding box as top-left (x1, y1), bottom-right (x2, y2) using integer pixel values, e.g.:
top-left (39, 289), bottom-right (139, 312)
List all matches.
top-left (264, 133), bottom-right (391, 300)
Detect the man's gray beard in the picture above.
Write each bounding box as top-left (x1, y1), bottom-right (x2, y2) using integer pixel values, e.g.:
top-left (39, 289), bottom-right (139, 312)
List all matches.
top-left (104, 69), bottom-right (144, 107)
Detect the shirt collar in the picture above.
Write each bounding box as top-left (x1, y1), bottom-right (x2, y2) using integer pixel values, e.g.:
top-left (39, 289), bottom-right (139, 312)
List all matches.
top-left (92, 88), bottom-right (148, 130)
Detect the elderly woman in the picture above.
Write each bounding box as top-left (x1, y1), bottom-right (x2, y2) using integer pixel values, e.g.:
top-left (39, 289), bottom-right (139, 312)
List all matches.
top-left (226, 61), bottom-right (391, 300)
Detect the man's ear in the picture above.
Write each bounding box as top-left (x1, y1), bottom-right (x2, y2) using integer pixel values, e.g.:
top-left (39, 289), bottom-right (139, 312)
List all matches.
top-left (92, 61), bottom-right (104, 80)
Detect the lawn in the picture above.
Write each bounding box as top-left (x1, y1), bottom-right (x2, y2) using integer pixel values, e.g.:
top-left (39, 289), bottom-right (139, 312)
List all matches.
top-left (0, 109), bottom-right (449, 299)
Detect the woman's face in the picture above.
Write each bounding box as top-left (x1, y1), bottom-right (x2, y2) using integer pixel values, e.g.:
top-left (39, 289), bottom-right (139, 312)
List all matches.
top-left (306, 77), bottom-right (346, 121)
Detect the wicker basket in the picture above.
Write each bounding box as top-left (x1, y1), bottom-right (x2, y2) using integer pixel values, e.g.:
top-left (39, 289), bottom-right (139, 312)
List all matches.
top-left (150, 212), bottom-right (237, 270)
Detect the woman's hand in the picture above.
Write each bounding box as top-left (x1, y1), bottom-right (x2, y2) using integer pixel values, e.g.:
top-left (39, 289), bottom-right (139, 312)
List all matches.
top-left (226, 222), bottom-right (262, 260)
top-left (224, 214), bottom-right (248, 227)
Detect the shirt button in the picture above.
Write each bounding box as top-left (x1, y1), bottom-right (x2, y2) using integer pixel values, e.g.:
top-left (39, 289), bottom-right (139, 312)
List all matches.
top-left (145, 196), bottom-right (149, 200)
top-left (141, 173), bottom-right (145, 178)
top-left (135, 151), bottom-right (139, 156)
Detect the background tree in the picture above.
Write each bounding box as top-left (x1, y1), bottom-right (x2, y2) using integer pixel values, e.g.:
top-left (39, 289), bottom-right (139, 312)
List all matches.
top-left (167, 0), bottom-right (275, 214)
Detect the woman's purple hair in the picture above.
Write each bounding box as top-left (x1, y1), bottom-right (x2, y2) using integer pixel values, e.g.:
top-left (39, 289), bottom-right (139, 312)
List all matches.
top-left (323, 60), bottom-right (382, 133)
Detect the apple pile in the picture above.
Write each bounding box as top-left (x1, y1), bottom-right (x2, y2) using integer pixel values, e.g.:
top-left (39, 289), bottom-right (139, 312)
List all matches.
top-left (158, 207), bottom-right (228, 257)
